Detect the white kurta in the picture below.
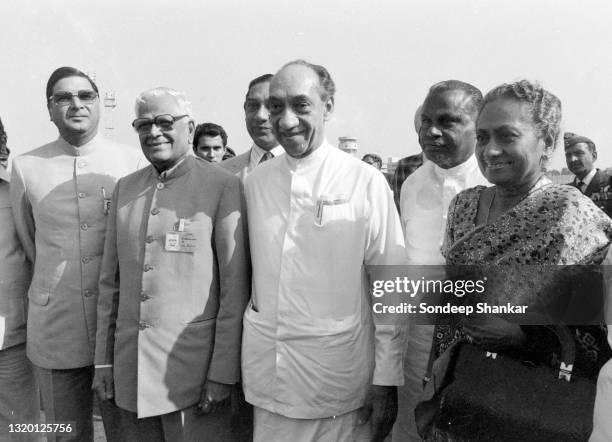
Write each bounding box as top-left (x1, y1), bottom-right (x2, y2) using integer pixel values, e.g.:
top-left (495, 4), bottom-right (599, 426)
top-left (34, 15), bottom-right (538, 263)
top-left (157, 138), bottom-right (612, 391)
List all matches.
top-left (394, 154), bottom-right (488, 441)
top-left (400, 154), bottom-right (488, 265)
top-left (242, 140), bottom-right (406, 419)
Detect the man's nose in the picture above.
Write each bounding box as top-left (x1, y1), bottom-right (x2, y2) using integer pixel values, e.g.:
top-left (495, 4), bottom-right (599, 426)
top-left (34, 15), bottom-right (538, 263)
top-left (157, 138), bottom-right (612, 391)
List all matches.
top-left (68, 95), bottom-right (85, 108)
top-left (255, 105), bottom-right (269, 122)
top-left (424, 124), bottom-right (442, 138)
top-left (278, 109), bottom-right (298, 130)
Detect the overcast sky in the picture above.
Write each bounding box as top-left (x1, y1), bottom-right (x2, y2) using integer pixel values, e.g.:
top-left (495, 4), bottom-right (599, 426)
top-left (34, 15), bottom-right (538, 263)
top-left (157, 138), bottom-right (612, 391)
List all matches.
top-left (2, 0), bottom-right (611, 171)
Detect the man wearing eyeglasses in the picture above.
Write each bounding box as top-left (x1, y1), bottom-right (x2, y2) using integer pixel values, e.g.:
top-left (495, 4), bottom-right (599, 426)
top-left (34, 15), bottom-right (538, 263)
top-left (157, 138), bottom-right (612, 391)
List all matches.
top-left (10, 66), bottom-right (142, 441)
top-left (93, 87), bottom-right (249, 440)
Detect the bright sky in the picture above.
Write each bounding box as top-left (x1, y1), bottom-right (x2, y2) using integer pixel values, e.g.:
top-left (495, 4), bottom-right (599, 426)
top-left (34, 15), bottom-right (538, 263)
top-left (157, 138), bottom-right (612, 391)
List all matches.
top-left (1, 0), bottom-right (610, 171)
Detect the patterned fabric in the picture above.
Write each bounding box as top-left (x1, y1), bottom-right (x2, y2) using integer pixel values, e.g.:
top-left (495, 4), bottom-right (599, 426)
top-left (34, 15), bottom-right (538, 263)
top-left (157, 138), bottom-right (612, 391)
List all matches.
top-left (436, 179), bottom-right (612, 376)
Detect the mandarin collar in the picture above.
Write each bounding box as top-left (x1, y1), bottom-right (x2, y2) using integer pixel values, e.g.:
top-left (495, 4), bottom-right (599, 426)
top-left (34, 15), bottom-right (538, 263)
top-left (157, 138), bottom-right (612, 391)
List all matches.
top-left (57, 133), bottom-right (101, 156)
top-left (284, 139), bottom-right (331, 171)
top-left (432, 154), bottom-right (479, 180)
top-left (153, 155), bottom-right (194, 182)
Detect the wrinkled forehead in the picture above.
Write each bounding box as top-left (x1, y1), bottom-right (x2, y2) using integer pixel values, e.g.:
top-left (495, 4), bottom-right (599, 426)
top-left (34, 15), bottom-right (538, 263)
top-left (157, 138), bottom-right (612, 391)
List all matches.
top-left (135, 89), bottom-right (191, 117)
top-left (269, 65), bottom-right (321, 99)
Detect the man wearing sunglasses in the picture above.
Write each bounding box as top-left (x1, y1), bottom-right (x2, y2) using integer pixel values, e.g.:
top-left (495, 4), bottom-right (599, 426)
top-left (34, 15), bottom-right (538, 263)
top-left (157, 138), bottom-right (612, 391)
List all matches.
top-left (93, 87), bottom-right (249, 440)
top-left (10, 66), bottom-right (142, 441)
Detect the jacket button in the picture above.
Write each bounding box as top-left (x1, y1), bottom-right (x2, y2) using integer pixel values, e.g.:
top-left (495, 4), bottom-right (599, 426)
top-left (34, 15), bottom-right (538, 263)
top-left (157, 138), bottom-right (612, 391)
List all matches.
top-left (78, 192), bottom-right (86, 198)
top-left (81, 256), bottom-right (91, 264)
top-left (138, 321), bottom-right (150, 331)
top-left (80, 223), bottom-right (89, 230)
top-left (156, 182), bottom-right (165, 190)
top-left (143, 264), bottom-right (154, 272)
top-left (83, 289), bottom-right (95, 298)
top-left (145, 235), bottom-right (155, 243)
top-left (151, 208), bottom-right (160, 215)
top-left (140, 292), bottom-right (150, 302)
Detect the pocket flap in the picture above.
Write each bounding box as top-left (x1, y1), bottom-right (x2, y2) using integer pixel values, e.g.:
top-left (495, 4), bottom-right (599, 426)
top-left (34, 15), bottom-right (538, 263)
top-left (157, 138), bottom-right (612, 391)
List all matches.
top-left (28, 290), bottom-right (50, 306)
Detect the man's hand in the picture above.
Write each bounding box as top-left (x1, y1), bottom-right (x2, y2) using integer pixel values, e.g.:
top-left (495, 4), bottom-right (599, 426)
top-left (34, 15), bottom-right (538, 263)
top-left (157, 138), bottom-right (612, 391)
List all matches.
top-left (92, 367), bottom-right (114, 401)
top-left (197, 380), bottom-right (232, 414)
top-left (356, 385), bottom-right (398, 441)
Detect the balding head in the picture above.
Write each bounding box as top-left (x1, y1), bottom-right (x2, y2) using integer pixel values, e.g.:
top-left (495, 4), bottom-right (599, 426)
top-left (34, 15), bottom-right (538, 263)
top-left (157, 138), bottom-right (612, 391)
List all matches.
top-left (268, 61), bottom-right (335, 158)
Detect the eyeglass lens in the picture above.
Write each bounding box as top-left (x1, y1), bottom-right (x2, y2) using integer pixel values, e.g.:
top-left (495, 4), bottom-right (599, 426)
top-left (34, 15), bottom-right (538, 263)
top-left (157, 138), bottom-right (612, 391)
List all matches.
top-left (52, 90), bottom-right (98, 104)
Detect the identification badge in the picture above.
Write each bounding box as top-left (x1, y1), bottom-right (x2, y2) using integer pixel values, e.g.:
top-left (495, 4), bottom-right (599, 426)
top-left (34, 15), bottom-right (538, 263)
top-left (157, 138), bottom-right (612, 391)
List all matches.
top-left (164, 218), bottom-right (197, 253)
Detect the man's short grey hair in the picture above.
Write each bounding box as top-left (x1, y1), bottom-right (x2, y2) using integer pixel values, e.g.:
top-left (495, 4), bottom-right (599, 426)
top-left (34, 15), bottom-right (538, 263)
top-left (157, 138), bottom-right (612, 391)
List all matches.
top-left (280, 59), bottom-right (336, 101)
top-left (134, 87), bottom-right (193, 117)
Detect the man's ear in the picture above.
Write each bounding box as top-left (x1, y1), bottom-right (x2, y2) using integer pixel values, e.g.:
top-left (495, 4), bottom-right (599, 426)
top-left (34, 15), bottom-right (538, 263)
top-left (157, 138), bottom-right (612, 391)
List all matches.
top-left (47, 102), bottom-right (54, 121)
top-left (323, 96), bottom-right (334, 121)
top-left (187, 120), bottom-right (195, 144)
top-left (593, 150), bottom-right (598, 162)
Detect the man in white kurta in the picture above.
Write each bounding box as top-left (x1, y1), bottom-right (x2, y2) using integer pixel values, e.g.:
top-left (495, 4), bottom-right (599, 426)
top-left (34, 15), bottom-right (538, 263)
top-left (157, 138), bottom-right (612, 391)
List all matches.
top-left (10, 67), bottom-right (141, 441)
top-left (242, 60), bottom-right (406, 442)
top-left (394, 81), bottom-right (488, 441)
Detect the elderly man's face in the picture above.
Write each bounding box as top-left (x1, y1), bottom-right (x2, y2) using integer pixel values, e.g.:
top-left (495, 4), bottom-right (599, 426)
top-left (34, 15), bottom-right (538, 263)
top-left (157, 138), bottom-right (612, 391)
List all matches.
top-left (194, 135), bottom-right (226, 163)
top-left (245, 81), bottom-right (277, 151)
top-left (565, 142), bottom-right (596, 180)
top-left (48, 76), bottom-right (100, 142)
top-left (135, 94), bottom-right (194, 171)
top-left (269, 64), bottom-right (333, 158)
top-left (419, 89), bottom-right (477, 169)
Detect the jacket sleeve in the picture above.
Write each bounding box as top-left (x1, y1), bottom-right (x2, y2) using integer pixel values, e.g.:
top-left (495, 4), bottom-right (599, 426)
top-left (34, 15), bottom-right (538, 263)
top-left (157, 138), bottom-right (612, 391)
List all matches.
top-left (207, 176), bottom-right (251, 384)
top-left (9, 159), bottom-right (36, 263)
top-left (95, 183), bottom-right (121, 366)
top-left (364, 171), bottom-right (407, 386)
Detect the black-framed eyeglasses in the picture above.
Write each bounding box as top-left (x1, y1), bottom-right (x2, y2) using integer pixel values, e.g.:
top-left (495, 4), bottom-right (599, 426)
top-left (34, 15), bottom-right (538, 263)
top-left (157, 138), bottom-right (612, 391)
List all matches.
top-left (132, 114), bottom-right (189, 133)
top-left (49, 90), bottom-right (99, 106)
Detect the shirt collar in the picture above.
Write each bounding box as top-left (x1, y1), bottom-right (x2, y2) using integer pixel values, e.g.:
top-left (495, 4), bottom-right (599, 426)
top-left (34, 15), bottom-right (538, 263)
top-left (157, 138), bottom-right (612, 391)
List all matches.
top-left (250, 143), bottom-right (284, 164)
top-left (284, 139), bottom-right (331, 170)
top-left (431, 154), bottom-right (479, 180)
top-left (153, 155), bottom-right (195, 181)
top-left (57, 133), bottom-right (101, 156)
top-left (578, 168), bottom-right (597, 187)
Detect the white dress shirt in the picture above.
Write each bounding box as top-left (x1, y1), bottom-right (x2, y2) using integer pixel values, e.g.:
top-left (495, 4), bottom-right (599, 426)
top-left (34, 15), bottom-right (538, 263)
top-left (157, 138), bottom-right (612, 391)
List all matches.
top-left (399, 154), bottom-right (488, 265)
top-left (576, 167), bottom-right (597, 193)
top-left (247, 143), bottom-right (285, 173)
top-left (242, 140), bottom-right (406, 419)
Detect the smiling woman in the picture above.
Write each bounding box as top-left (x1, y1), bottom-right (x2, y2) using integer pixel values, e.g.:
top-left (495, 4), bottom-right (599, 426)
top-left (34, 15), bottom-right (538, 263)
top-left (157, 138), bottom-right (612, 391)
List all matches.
top-left (417, 80), bottom-right (612, 441)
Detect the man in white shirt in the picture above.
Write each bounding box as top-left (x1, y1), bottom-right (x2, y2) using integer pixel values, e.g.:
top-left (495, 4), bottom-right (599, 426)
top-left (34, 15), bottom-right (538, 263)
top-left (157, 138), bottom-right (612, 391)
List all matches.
top-left (393, 80), bottom-right (488, 441)
top-left (221, 74), bottom-right (284, 179)
top-left (242, 60), bottom-right (406, 441)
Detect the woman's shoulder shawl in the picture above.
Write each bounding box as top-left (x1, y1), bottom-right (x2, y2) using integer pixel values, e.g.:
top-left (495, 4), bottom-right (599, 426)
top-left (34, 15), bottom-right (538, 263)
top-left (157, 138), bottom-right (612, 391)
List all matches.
top-left (445, 183), bottom-right (612, 265)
